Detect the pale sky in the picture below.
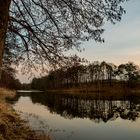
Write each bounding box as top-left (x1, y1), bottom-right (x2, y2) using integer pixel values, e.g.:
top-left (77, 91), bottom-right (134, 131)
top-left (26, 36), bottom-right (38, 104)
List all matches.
top-left (17, 0), bottom-right (140, 83)
top-left (78, 0), bottom-right (140, 65)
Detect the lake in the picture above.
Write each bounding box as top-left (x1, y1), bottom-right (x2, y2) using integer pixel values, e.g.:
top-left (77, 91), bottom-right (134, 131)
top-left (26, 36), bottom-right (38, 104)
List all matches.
top-left (10, 91), bottom-right (140, 140)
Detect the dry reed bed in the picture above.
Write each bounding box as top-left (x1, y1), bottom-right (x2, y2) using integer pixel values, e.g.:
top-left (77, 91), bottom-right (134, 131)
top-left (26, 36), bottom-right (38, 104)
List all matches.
top-left (0, 88), bottom-right (50, 140)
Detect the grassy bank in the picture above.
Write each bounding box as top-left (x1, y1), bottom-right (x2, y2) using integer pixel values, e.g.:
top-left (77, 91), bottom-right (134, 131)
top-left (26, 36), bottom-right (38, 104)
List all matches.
top-left (0, 88), bottom-right (50, 140)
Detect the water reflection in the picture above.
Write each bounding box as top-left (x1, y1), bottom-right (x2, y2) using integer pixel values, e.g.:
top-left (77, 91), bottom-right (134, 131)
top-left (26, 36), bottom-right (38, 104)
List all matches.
top-left (11, 92), bottom-right (140, 123)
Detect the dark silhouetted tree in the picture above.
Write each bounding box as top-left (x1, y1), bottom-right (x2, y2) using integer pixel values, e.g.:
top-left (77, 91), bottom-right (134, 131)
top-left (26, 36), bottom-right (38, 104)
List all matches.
top-left (0, 0), bottom-right (127, 78)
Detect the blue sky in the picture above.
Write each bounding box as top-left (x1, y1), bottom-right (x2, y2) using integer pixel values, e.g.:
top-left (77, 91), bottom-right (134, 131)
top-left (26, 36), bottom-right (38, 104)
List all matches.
top-left (77, 0), bottom-right (140, 65)
top-left (17, 0), bottom-right (140, 83)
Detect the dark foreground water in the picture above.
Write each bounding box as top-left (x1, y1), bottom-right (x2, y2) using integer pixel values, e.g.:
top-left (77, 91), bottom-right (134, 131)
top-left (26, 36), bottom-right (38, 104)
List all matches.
top-left (10, 91), bottom-right (140, 140)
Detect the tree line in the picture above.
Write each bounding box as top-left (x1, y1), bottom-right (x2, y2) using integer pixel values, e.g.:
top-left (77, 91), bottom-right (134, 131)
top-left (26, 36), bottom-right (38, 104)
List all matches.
top-left (0, 64), bottom-right (21, 89)
top-left (0, 68), bottom-right (21, 89)
top-left (30, 61), bottom-right (140, 90)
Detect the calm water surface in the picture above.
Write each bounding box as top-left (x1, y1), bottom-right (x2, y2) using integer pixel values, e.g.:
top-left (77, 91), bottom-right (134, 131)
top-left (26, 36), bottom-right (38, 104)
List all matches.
top-left (10, 91), bottom-right (140, 140)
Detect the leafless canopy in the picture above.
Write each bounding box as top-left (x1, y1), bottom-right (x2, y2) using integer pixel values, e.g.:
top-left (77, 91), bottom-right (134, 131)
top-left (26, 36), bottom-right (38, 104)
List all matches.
top-left (6, 0), bottom-right (126, 71)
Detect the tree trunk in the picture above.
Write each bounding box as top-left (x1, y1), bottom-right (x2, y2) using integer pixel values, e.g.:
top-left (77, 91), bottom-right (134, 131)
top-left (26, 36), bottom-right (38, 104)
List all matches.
top-left (0, 0), bottom-right (11, 79)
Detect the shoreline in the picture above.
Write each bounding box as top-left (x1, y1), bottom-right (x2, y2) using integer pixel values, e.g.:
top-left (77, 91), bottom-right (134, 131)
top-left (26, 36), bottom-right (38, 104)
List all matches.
top-left (45, 87), bottom-right (140, 100)
top-left (0, 88), bottom-right (50, 140)
top-left (46, 87), bottom-right (140, 94)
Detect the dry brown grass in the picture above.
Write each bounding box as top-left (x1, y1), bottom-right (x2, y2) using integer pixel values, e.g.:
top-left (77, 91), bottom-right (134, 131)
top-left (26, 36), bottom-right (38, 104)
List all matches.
top-left (0, 88), bottom-right (51, 140)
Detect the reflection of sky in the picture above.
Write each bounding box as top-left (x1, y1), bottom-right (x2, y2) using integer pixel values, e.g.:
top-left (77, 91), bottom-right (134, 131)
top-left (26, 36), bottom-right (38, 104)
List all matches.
top-left (17, 0), bottom-right (140, 83)
top-left (13, 96), bottom-right (140, 140)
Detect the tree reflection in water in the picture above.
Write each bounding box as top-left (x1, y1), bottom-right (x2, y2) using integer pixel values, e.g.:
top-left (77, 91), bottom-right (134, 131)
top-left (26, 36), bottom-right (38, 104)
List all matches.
top-left (11, 92), bottom-right (140, 123)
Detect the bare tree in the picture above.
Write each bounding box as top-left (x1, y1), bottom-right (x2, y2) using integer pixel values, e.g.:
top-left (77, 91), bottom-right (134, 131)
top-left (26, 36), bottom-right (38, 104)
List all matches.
top-left (0, 0), bottom-right (126, 78)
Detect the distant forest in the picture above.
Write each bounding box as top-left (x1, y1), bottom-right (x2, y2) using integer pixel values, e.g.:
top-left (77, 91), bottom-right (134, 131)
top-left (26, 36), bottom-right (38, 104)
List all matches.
top-left (0, 68), bottom-right (21, 89)
top-left (28, 61), bottom-right (140, 90)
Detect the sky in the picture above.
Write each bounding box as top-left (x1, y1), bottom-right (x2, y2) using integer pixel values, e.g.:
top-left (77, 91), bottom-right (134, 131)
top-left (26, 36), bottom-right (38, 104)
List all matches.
top-left (78, 0), bottom-right (140, 65)
top-left (17, 0), bottom-right (140, 83)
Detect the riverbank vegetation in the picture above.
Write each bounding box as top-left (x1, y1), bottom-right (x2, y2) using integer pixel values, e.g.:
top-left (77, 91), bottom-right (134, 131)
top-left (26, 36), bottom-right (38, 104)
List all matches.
top-left (30, 61), bottom-right (140, 93)
top-left (0, 88), bottom-right (50, 140)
